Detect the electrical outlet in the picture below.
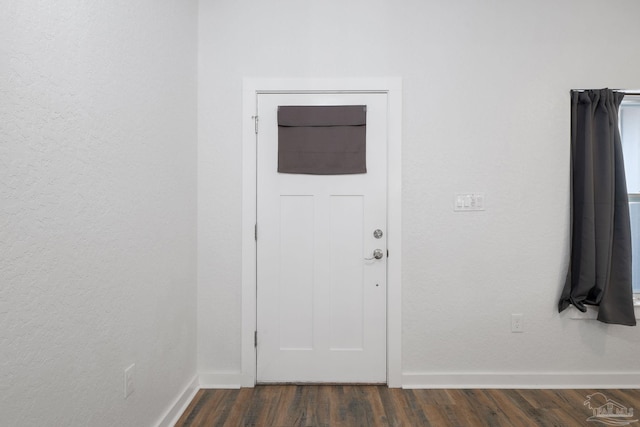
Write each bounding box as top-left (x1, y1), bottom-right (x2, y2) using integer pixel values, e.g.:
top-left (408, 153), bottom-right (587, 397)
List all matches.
top-left (511, 314), bottom-right (524, 333)
top-left (124, 364), bottom-right (135, 398)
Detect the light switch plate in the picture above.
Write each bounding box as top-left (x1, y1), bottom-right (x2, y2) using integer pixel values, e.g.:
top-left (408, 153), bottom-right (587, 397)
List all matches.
top-left (454, 193), bottom-right (485, 211)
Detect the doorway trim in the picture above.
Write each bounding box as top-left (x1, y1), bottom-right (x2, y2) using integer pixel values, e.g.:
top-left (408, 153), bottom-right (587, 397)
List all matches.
top-left (241, 78), bottom-right (402, 387)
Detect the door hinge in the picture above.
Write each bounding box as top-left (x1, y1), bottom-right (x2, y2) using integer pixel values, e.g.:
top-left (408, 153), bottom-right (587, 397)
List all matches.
top-left (252, 115), bottom-right (259, 134)
top-left (254, 224), bottom-right (257, 241)
top-left (387, 249), bottom-right (389, 258)
top-left (254, 331), bottom-right (258, 348)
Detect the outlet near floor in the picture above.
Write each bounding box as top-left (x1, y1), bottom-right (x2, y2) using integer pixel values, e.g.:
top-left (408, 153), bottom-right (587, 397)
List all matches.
top-left (511, 314), bottom-right (524, 333)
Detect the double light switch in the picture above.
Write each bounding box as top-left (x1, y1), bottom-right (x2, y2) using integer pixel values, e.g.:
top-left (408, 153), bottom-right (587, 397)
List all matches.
top-left (454, 193), bottom-right (485, 211)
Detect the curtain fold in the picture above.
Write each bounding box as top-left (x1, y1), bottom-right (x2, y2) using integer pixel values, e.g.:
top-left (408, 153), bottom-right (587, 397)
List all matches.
top-left (559, 89), bottom-right (636, 325)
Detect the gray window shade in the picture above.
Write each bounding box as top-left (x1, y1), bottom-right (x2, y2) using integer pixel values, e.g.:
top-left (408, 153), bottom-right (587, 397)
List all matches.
top-left (278, 105), bottom-right (367, 175)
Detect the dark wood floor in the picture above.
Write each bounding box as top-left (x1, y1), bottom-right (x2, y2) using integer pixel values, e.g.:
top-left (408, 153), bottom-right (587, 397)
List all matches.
top-left (174, 385), bottom-right (640, 426)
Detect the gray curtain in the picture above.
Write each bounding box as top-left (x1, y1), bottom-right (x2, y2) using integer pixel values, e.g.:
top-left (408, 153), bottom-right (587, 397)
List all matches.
top-left (278, 105), bottom-right (366, 175)
top-left (559, 89), bottom-right (636, 326)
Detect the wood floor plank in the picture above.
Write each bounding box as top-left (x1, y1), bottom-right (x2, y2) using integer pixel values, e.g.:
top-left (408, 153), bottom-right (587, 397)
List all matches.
top-left (269, 386), bottom-right (297, 427)
top-left (410, 389), bottom-right (458, 427)
top-left (276, 385), bottom-right (318, 427)
top-left (340, 385), bottom-right (372, 427)
top-left (216, 390), bottom-right (245, 427)
top-left (514, 389), bottom-right (562, 410)
top-left (174, 386), bottom-right (640, 427)
top-left (442, 389), bottom-right (498, 426)
top-left (361, 385), bottom-right (390, 426)
top-left (454, 389), bottom-right (510, 427)
top-left (419, 403), bottom-right (455, 427)
top-left (375, 386), bottom-right (404, 426)
top-left (175, 390), bottom-right (209, 427)
top-left (485, 389), bottom-right (536, 427)
top-left (313, 385), bottom-right (331, 427)
top-left (302, 385), bottom-right (324, 427)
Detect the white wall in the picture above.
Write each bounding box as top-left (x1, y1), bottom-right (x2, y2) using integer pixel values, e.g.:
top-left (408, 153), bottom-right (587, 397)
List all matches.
top-left (1, 1), bottom-right (198, 425)
top-left (198, 0), bottom-right (640, 385)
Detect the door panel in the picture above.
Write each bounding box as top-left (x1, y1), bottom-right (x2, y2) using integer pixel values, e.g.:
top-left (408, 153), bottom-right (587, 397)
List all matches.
top-left (279, 195), bottom-right (314, 350)
top-left (257, 92), bottom-right (387, 383)
top-left (330, 195), bottom-right (364, 350)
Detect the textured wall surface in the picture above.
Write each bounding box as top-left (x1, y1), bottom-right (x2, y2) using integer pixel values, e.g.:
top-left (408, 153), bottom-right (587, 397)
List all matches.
top-left (1, 1), bottom-right (198, 426)
top-left (198, 0), bottom-right (640, 380)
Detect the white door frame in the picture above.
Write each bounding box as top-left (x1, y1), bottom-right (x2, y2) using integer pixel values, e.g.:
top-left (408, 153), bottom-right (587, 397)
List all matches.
top-left (241, 78), bottom-right (402, 387)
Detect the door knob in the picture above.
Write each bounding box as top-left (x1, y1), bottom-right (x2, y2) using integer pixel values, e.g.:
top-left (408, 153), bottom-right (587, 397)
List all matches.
top-left (365, 249), bottom-right (384, 260)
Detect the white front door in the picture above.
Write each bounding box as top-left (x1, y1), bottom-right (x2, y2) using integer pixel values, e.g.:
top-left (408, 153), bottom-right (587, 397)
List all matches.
top-left (256, 92), bottom-right (388, 383)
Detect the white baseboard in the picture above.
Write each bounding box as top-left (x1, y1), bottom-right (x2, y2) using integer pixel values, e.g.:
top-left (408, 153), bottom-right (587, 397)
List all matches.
top-left (155, 375), bottom-right (200, 427)
top-left (402, 372), bottom-right (640, 389)
top-left (199, 371), bottom-right (245, 389)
